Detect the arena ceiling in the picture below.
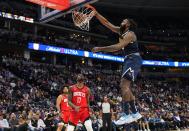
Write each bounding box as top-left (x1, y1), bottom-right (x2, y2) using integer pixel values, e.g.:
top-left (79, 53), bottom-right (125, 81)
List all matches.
top-left (1, 0), bottom-right (189, 18)
top-left (94, 0), bottom-right (189, 17)
top-left (96, 0), bottom-right (189, 9)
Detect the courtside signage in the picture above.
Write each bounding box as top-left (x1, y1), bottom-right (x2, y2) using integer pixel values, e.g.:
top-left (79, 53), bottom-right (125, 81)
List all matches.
top-left (28, 42), bottom-right (189, 67)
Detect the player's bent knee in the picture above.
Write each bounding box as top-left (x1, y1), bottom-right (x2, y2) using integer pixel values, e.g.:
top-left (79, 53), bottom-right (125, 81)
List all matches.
top-left (67, 124), bottom-right (75, 131)
top-left (84, 119), bottom-right (93, 131)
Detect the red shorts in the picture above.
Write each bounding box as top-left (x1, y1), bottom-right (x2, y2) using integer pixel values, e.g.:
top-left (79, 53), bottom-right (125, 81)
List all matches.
top-left (69, 107), bottom-right (90, 126)
top-left (60, 110), bottom-right (71, 124)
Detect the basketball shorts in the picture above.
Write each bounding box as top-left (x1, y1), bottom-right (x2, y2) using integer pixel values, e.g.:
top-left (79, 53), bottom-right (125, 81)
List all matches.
top-left (69, 107), bottom-right (90, 126)
top-left (60, 110), bottom-right (71, 124)
top-left (121, 53), bottom-right (142, 81)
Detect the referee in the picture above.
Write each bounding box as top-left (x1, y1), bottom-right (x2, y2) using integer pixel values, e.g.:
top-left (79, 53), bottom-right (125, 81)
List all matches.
top-left (101, 96), bottom-right (112, 131)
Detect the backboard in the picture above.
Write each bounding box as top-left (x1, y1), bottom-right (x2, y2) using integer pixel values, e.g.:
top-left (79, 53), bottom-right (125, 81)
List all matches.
top-left (37, 0), bottom-right (98, 23)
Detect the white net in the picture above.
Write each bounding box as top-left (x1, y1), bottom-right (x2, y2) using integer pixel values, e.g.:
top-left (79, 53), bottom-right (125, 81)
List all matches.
top-left (72, 5), bottom-right (95, 31)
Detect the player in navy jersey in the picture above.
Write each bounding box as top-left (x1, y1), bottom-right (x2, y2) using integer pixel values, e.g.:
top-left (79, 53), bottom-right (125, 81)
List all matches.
top-left (92, 10), bottom-right (142, 125)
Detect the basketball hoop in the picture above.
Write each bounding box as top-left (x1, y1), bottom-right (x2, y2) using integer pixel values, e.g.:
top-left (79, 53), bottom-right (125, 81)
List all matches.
top-left (72, 5), bottom-right (96, 31)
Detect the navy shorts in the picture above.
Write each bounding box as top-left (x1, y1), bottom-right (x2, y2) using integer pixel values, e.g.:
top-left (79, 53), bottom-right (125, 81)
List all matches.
top-left (121, 53), bottom-right (142, 81)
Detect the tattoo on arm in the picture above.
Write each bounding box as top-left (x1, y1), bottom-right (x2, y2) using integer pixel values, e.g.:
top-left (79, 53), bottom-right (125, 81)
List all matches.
top-left (100, 32), bottom-right (134, 52)
top-left (101, 44), bottom-right (121, 52)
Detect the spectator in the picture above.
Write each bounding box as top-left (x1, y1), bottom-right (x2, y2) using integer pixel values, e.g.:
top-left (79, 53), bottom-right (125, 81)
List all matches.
top-left (16, 115), bottom-right (29, 131)
top-left (138, 113), bottom-right (150, 131)
top-left (0, 113), bottom-right (10, 131)
top-left (92, 117), bottom-right (99, 131)
top-left (44, 114), bottom-right (56, 131)
top-left (0, 56), bottom-right (189, 131)
top-left (97, 115), bottom-right (103, 131)
top-left (8, 113), bottom-right (19, 130)
top-left (28, 113), bottom-right (46, 131)
top-left (173, 112), bottom-right (181, 129)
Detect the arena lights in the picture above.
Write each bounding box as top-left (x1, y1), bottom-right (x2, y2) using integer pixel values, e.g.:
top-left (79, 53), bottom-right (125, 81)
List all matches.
top-left (0, 11), bottom-right (34, 23)
top-left (28, 42), bottom-right (189, 67)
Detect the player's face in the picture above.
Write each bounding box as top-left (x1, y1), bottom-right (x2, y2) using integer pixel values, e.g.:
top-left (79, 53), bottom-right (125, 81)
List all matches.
top-left (77, 74), bottom-right (84, 83)
top-left (63, 87), bottom-right (68, 93)
top-left (121, 19), bottom-right (130, 28)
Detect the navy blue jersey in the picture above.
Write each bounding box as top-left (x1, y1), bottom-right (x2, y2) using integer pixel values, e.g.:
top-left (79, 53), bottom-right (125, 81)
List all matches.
top-left (120, 30), bottom-right (142, 81)
top-left (119, 30), bottom-right (139, 56)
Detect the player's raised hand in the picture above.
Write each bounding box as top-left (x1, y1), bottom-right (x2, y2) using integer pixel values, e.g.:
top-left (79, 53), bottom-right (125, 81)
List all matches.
top-left (86, 5), bottom-right (97, 15)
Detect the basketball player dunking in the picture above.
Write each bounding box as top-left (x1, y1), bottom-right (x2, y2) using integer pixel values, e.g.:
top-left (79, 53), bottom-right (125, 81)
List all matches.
top-left (67, 74), bottom-right (93, 131)
top-left (56, 86), bottom-right (71, 131)
top-left (92, 9), bottom-right (142, 125)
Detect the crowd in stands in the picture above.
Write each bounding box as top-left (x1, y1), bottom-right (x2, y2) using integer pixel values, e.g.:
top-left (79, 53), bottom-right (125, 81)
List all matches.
top-left (1, 25), bottom-right (188, 63)
top-left (0, 56), bottom-right (189, 131)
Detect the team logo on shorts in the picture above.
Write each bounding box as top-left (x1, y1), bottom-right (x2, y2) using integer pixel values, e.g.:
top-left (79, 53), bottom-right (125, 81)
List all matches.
top-left (122, 67), bottom-right (135, 81)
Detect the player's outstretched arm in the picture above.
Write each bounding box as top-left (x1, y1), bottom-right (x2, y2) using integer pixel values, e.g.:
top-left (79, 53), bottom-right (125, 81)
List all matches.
top-left (87, 5), bottom-right (119, 33)
top-left (92, 32), bottom-right (134, 53)
top-left (94, 11), bottom-right (120, 33)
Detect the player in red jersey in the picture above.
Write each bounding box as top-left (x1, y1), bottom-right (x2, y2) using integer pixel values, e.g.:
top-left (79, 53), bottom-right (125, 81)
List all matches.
top-left (56, 86), bottom-right (71, 131)
top-left (67, 74), bottom-right (93, 131)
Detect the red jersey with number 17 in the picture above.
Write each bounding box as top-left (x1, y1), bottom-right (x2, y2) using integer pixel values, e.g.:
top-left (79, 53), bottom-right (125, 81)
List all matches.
top-left (70, 84), bottom-right (89, 108)
top-left (60, 94), bottom-right (71, 111)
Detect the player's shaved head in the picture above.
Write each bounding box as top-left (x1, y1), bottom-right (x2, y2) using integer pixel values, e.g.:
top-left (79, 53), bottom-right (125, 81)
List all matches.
top-left (77, 73), bottom-right (85, 83)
